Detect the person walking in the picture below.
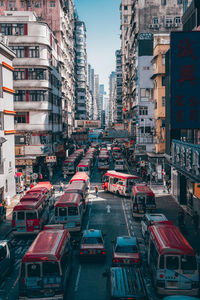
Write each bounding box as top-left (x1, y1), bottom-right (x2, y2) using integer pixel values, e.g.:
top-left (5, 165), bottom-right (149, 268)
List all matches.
top-left (59, 181), bottom-right (64, 193)
top-left (192, 211), bottom-right (199, 235)
top-left (95, 184), bottom-right (99, 197)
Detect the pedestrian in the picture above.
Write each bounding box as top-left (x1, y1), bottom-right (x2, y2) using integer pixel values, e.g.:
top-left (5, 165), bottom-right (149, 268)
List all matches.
top-left (59, 181), bottom-right (64, 193)
top-left (166, 180), bottom-right (170, 193)
top-left (192, 211), bottom-right (199, 235)
top-left (94, 184), bottom-right (99, 197)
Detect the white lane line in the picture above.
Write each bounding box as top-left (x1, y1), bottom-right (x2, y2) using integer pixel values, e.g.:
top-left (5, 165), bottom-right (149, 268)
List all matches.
top-left (74, 265), bottom-right (82, 292)
top-left (121, 199), bottom-right (131, 236)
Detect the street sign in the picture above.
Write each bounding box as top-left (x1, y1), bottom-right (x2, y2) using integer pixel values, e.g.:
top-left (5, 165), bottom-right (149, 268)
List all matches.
top-left (32, 173), bottom-right (38, 180)
top-left (46, 156), bottom-right (57, 163)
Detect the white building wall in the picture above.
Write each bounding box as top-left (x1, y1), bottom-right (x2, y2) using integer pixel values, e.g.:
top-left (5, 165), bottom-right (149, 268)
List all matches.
top-left (0, 40), bottom-right (16, 201)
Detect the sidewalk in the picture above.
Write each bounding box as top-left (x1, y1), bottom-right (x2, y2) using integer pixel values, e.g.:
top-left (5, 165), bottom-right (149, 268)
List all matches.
top-left (152, 184), bottom-right (200, 253)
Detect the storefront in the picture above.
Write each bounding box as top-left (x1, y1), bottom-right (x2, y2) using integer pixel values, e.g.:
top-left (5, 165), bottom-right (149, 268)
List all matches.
top-left (171, 140), bottom-right (200, 216)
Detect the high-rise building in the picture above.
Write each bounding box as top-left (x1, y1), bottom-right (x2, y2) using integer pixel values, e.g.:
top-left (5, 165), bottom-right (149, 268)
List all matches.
top-left (0, 11), bottom-right (63, 181)
top-left (99, 84), bottom-right (105, 111)
top-left (108, 71), bottom-right (116, 126)
top-left (115, 50), bottom-right (123, 123)
top-left (74, 18), bottom-right (88, 120)
top-left (120, 0), bottom-right (192, 160)
top-left (0, 0), bottom-right (75, 139)
top-left (0, 35), bottom-right (16, 201)
top-left (88, 64), bottom-right (95, 119)
top-left (94, 74), bottom-right (100, 120)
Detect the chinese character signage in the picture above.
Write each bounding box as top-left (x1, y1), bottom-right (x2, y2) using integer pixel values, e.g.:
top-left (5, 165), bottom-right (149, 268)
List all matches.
top-left (172, 140), bottom-right (200, 180)
top-left (46, 156), bottom-right (56, 163)
top-left (171, 32), bottom-right (200, 129)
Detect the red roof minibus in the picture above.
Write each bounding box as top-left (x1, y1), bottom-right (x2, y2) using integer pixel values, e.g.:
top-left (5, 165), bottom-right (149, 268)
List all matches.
top-left (54, 193), bottom-right (84, 232)
top-left (131, 184), bottom-right (156, 218)
top-left (12, 197), bottom-right (49, 235)
top-left (102, 171), bottom-right (139, 197)
top-left (98, 153), bottom-right (109, 170)
top-left (70, 172), bottom-right (90, 191)
top-left (76, 159), bottom-right (91, 176)
top-left (19, 225), bottom-right (72, 300)
top-left (148, 223), bottom-right (199, 296)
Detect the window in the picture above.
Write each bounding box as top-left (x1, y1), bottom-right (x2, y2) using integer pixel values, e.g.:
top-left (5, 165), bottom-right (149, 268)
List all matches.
top-left (14, 90), bottom-right (26, 101)
top-left (28, 46), bottom-right (39, 58)
top-left (50, 0), bottom-right (55, 7)
top-left (15, 112), bottom-right (27, 124)
top-left (159, 255), bottom-right (164, 268)
top-left (59, 207), bottom-right (67, 217)
top-left (10, 46), bottom-right (25, 58)
top-left (177, 0), bottom-right (182, 4)
top-left (1, 1), bottom-right (4, 6)
top-left (13, 68), bottom-right (25, 80)
top-left (27, 263), bottom-right (40, 277)
top-left (17, 211), bottom-right (25, 220)
top-left (43, 262), bottom-right (59, 275)
top-left (21, 0), bottom-right (24, 7)
top-left (166, 256), bottom-right (179, 270)
top-left (68, 207), bottom-right (78, 216)
top-left (162, 96), bottom-right (165, 107)
top-left (181, 255), bottom-right (197, 271)
top-left (0, 245), bottom-right (7, 261)
top-left (34, 1), bottom-right (42, 7)
top-left (83, 237), bottom-right (103, 244)
top-left (175, 16), bottom-right (181, 24)
top-left (166, 17), bottom-right (173, 25)
top-left (154, 101), bottom-right (157, 109)
top-left (26, 212), bottom-right (37, 220)
top-left (28, 69), bottom-right (46, 80)
top-left (140, 88), bottom-right (152, 100)
top-left (29, 90), bottom-right (46, 101)
top-left (153, 17), bottom-right (158, 24)
top-left (124, 5), bottom-right (128, 10)
top-left (124, 15), bottom-right (128, 23)
top-left (162, 76), bottom-right (166, 86)
top-left (1, 24), bottom-right (24, 35)
top-left (115, 245), bottom-right (138, 253)
top-left (162, 54), bottom-right (165, 65)
top-left (139, 106), bottom-right (148, 115)
top-left (161, 0), bottom-right (166, 5)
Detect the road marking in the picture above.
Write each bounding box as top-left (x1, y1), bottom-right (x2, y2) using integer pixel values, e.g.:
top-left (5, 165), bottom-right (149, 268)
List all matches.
top-left (74, 265), bottom-right (82, 292)
top-left (121, 199), bottom-right (131, 236)
top-left (49, 215), bottom-right (54, 223)
top-left (106, 204), bottom-right (111, 213)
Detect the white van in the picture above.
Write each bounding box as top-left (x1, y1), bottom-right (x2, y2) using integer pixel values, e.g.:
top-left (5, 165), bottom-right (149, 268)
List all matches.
top-left (114, 159), bottom-right (124, 171)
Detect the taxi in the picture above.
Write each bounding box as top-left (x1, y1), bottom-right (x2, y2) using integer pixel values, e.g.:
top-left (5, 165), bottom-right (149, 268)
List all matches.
top-left (79, 229), bottom-right (106, 260)
top-left (112, 236), bottom-right (140, 266)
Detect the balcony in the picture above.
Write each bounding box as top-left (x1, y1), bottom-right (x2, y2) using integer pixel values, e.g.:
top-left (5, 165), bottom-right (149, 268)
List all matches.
top-left (14, 58), bottom-right (51, 68)
top-left (14, 80), bottom-right (50, 89)
top-left (14, 101), bottom-right (51, 111)
top-left (15, 124), bottom-right (52, 131)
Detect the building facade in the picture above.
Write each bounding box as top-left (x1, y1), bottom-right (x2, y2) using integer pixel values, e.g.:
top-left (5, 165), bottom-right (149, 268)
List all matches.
top-left (0, 11), bottom-right (63, 181)
top-left (94, 74), bottom-right (100, 120)
top-left (0, 35), bottom-right (16, 202)
top-left (74, 19), bottom-right (88, 121)
top-left (115, 50), bottom-right (123, 123)
top-left (0, 0), bottom-right (75, 139)
top-left (108, 71), bottom-right (116, 126)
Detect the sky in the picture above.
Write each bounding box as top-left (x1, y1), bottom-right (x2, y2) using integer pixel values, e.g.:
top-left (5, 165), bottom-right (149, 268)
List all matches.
top-left (74, 0), bottom-right (121, 93)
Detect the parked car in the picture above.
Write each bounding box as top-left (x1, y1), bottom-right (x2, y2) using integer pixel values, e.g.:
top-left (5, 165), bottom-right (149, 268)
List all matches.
top-left (112, 236), bottom-right (140, 266)
top-left (141, 213), bottom-right (168, 241)
top-left (79, 229), bottom-right (106, 260)
top-left (108, 267), bottom-right (146, 299)
top-left (0, 240), bottom-right (14, 282)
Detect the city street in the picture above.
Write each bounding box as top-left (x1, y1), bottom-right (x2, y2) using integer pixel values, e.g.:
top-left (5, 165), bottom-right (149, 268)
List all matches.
top-left (0, 154), bottom-right (199, 300)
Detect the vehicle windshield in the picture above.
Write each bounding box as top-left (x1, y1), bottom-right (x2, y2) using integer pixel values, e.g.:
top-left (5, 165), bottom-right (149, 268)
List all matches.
top-left (78, 167), bottom-right (88, 172)
top-left (59, 207), bottom-right (67, 217)
top-left (68, 207), bottom-right (78, 216)
top-left (146, 196), bottom-right (155, 204)
top-left (137, 195), bottom-right (146, 204)
top-left (26, 211), bottom-right (37, 220)
top-left (27, 263), bottom-right (41, 277)
top-left (17, 211), bottom-right (25, 220)
top-left (127, 179), bottom-right (135, 186)
top-left (181, 255), bottom-right (197, 271)
top-left (82, 237), bottom-right (103, 244)
top-left (166, 256), bottom-right (179, 270)
top-left (99, 158), bottom-right (107, 162)
top-left (43, 261), bottom-right (60, 276)
top-left (115, 245), bottom-right (138, 253)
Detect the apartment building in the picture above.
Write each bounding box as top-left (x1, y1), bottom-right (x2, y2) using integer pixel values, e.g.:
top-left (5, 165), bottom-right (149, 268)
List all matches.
top-left (94, 74), bottom-right (100, 120)
top-left (0, 35), bottom-right (16, 202)
top-left (74, 19), bottom-right (88, 121)
top-left (0, 11), bottom-right (62, 180)
top-left (108, 71), bottom-right (116, 126)
top-left (0, 0), bottom-right (75, 139)
top-left (121, 0), bottom-right (192, 162)
top-left (115, 49), bottom-right (123, 123)
top-left (87, 64), bottom-right (95, 119)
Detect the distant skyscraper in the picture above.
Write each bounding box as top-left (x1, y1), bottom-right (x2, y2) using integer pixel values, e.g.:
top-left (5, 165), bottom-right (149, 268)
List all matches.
top-left (94, 75), bottom-right (100, 120)
top-left (108, 71), bottom-right (116, 126)
top-left (99, 84), bottom-right (105, 111)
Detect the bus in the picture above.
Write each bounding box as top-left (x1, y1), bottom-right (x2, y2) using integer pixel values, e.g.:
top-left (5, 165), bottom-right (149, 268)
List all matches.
top-left (65, 181), bottom-right (89, 205)
top-left (102, 171), bottom-right (139, 197)
top-left (19, 225), bottom-right (72, 300)
top-left (98, 153), bottom-right (109, 170)
top-left (27, 181), bottom-right (54, 208)
top-left (70, 172), bottom-right (90, 191)
top-left (54, 193), bottom-right (84, 232)
top-left (12, 197), bottom-right (49, 235)
top-left (148, 223), bottom-right (199, 296)
top-left (112, 147), bottom-right (121, 160)
top-left (62, 157), bottom-right (78, 176)
top-left (76, 159), bottom-right (91, 176)
top-left (114, 159), bottom-right (125, 171)
top-left (131, 184), bottom-right (156, 218)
